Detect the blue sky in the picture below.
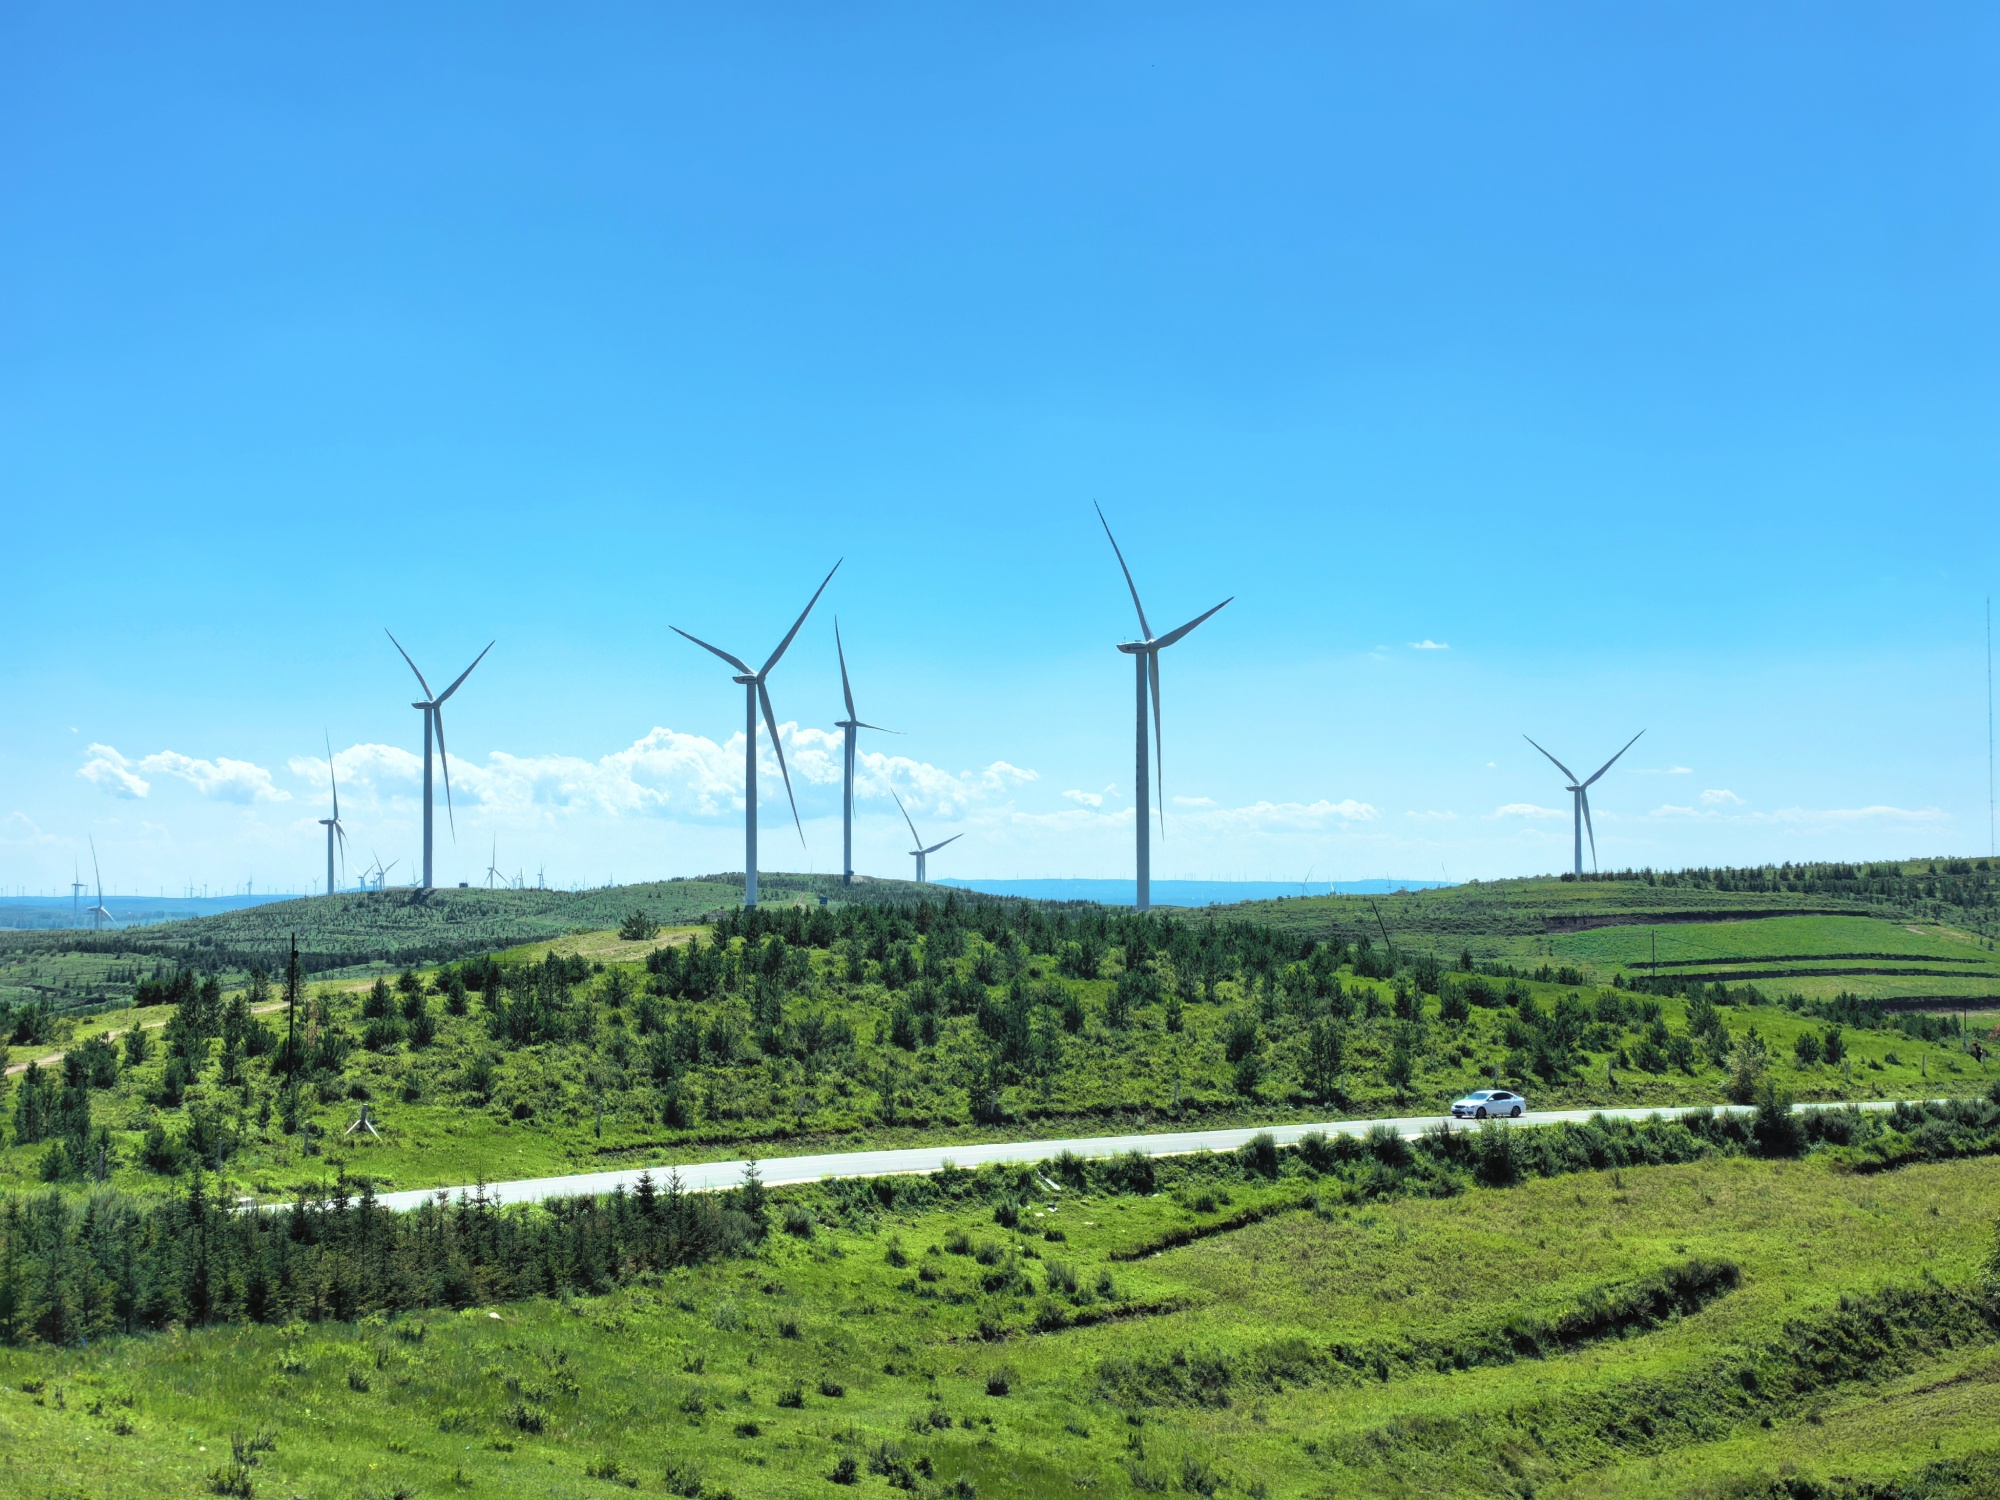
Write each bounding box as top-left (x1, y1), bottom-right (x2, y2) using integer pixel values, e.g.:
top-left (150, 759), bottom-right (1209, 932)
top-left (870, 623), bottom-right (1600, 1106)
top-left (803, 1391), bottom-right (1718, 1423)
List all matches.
top-left (2, 4), bottom-right (1996, 896)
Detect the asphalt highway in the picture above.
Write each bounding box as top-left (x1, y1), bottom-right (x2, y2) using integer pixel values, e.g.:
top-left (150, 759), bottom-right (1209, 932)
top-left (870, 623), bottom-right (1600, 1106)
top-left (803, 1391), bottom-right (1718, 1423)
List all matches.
top-left (364, 1098), bottom-right (1917, 1213)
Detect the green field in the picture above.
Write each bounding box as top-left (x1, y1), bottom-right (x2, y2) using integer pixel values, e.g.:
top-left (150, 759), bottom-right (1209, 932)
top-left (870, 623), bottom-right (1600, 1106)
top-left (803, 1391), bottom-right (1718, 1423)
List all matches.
top-left (6, 897), bottom-right (1995, 1202)
top-left (6, 1134), bottom-right (2000, 1498)
top-left (6, 862), bottom-right (2000, 1497)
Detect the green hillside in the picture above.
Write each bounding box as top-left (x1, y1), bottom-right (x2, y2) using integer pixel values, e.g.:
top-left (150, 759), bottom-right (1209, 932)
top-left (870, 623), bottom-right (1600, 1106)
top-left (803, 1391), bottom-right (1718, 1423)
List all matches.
top-left (1232, 860), bottom-right (2000, 1006)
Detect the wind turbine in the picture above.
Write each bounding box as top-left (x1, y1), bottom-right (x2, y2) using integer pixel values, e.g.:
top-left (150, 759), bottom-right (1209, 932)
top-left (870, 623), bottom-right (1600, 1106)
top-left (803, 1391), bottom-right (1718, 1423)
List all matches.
top-left (69, 864), bottom-right (86, 927)
top-left (1095, 504), bottom-right (1232, 912)
top-left (1523, 731), bottom-right (1646, 877)
top-left (672, 561), bottom-right (840, 908)
top-left (318, 732), bottom-right (348, 896)
top-left (385, 631), bottom-right (494, 890)
top-left (833, 620), bottom-right (899, 886)
top-left (484, 835), bottom-right (504, 890)
top-left (892, 789), bottom-right (961, 885)
top-left (86, 837), bottom-right (114, 930)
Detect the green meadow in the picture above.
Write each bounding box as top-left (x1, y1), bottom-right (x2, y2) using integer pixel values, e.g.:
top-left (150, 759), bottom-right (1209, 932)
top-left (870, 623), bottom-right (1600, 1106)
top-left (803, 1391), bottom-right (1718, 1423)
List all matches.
top-left (6, 1135), bottom-right (2000, 1498)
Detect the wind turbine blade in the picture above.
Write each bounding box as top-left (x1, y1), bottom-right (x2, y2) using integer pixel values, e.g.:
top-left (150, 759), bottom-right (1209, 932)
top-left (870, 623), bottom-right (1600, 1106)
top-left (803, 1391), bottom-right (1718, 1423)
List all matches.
top-left (1151, 597), bottom-right (1233, 651)
top-left (854, 722), bottom-right (901, 734)
top-left (1094, 502), bottom-right (1153, 639)
top-left (835, 618), bottom-right (856, 721)
top-left (1148, 648), bottom-right (1165, 838)
top-left (758, 680), bottom-right (806, 846)
top-left (761, 559), bottom-right (842, 677)
top-left (891, 788), bottom-right (924, 848)
top-left (1522, 735), bottom-right (1580, 785)
top-left (384, 629), bottom-right (434, 697)
top-left (435, 640), bottom-right (495, 704)
top-left (1581, 787), bottom-right (1599, 871)
top-left (922, 833), bottom-right (964, 855)
top-left (1582, 729), bottom-right (1647, 788)
top-left (91, 836), bottom-right (102, 902)
top-left (433, 706), bottom-right (458, 838)
top-left (670, 626), bottom-right (752, 675)
top-left (325, 730), bottom-right (341, 822)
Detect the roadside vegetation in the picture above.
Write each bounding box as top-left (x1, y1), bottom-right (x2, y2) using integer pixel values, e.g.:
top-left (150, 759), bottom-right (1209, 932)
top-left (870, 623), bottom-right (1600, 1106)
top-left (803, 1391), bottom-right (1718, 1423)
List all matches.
top-left (6, 1107), bottom-right (2000, 1496)
top-left (5, 895), bottom-right (1996, 1200)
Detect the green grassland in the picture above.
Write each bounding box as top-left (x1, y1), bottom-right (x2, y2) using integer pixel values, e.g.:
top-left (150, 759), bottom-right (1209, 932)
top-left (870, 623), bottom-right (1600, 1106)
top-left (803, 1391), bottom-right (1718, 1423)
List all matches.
top-left (6, 1138), bottom-right (2000, 1498)
top-left (6, 899), bottom-right (1997, 1201)
top-left (0, 873), bottom-right (945, 1017)
top-left (1238, 863), bottom-right (2000, 1009)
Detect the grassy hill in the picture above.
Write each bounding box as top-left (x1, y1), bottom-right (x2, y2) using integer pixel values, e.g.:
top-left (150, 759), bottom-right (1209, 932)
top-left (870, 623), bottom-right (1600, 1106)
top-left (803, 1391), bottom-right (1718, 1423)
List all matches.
top-left (6, 886), bottom-right (1995, 1200)
top-left (1231, 861), bottom-right (2000, 1006)
top-left (0, 872), bottom-right (953, 1017)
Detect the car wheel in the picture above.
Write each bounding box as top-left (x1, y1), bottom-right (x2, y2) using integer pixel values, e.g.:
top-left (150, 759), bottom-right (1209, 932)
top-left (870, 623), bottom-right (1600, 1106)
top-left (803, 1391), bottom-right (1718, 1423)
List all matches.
top-left (1475, 1107), bottom-right (1486, 1120)
top-left (1510, 1106), bottom-right (1522, 1118)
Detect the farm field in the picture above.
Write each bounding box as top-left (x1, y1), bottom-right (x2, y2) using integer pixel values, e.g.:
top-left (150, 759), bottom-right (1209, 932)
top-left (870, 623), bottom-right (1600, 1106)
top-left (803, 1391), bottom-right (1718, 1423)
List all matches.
top-left (5, 895), bottom-right (1995, 1201)
top-left (5, 1135), bottom-right (2000, 1498)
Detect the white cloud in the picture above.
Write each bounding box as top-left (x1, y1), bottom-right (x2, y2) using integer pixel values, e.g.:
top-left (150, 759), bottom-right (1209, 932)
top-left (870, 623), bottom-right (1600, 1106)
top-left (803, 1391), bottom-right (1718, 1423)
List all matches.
top-left (78, 744), bottom-right (150, 799)
top-left (1490, 802), bottom-right (1566, 820)
top-left (1651, 799), bottom-right (1944, 826)
top-left (1171, 795), bottom-right (1217, 808)
top-left (0, 812), bottom-right (55, 846)
top-left (290, 728), bottom-right (1037, 827)
top-left (1409, 639), bottom-right (1449, 651)
top-left (1063, 789), bottom-right (1106, 808)
top-left (1405, 809), bottom-right (1459, 821)
top-left (1699, 788), bottom-right (1743, 806)
top-left (82, 743), bottom-right (291, 803)
top-left (138, 750), bottom-right (290, 804)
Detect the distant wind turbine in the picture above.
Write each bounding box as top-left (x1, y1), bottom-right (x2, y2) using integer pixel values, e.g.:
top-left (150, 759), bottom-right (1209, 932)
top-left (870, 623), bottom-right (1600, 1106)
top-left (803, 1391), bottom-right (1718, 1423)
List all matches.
top-left (86, 837), bottom-right (114, 930)
top-left (485, 835), bottom-right (504, 890)
top-left (386, 631), bottom-right (494, 890)
top-left (892, 789), bottom-right (961, 884)
top-left (673, 561), bottom-right (840, 908)
top-left (1523, 731), bottom-right (1645, 877)
top-left (833, 620), bottom-right (899, 886)
top-left (1095, 504), bottom-right (1232, 912)
top-left (318, 732), bottom-right (348, 896)
top-left (70, 864), bottom-right (86, 927)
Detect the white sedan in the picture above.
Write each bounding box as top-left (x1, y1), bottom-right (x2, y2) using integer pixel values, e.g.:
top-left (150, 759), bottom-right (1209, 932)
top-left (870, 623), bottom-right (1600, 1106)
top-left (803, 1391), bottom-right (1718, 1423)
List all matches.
top-left (1451, 1088), bottom-right (1526, 1121)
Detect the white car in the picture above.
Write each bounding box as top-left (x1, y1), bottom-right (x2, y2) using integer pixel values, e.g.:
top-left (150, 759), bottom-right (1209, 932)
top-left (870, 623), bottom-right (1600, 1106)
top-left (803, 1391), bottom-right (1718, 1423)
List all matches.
top-left (1451, 1088), bottom-right (1526, 1121)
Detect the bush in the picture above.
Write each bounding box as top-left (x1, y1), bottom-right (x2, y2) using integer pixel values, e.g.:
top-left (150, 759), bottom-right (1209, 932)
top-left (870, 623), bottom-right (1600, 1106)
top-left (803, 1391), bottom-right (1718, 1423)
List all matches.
top-left (1239, 1131), bottom-right (1279, 1178)
top-left (619, 910), bottom-right (662, 941)
top-left (781, 1205), bottom-right (816, 1238)
top-left (1794, 1031), bottom-right (1823, 1066)
top-left (1297, 1131), bottom-right (1335, 1173)
top-left (831, 1457), bottom-right (859, 1485)
top-left (985, 1366), bottom-right (1014, 1396)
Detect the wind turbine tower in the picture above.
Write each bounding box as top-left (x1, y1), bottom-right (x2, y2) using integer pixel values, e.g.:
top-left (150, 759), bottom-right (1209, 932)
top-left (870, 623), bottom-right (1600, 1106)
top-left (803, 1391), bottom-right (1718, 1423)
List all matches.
top-left (86, 838), bottom-right (114, 930)
top-left (892, 789), bottom-right (961, 884)
top-left (318, 732), bottom-right (348, 896)
top-left (70, 865), bottom-right (86, 927)
top-left (1524, 731), bottom-right (1646, 877)
top-left (672, 561), bottom-right (839, 907)
top-left (833, 620), bottom-right (898, 886)
top-left (386, 632), bottom-right (494, 890)
top-left (485, 836), bottom-right (504, 890)
top-left (1095, 505), bottom-right (1232, 912)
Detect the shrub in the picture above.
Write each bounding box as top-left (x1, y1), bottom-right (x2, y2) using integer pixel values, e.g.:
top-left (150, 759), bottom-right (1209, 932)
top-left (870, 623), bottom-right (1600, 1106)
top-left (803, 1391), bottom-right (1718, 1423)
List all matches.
top-left (1794, 1031), bottom-right (1823, 1066)
top-left (1294, 1131), bottom-right (1335, 1173)
top-left (776, 1383), bottom-right (805, 1408)
top-left (619, 910), bottom-right (662, 941)
top-left (781, 1205), bottom-right (816, 1238)
top-left (818, 1377), bottom-right (846, 1398)
top-left (1239, 1131), bottom-right (1279, 1178)
top-left (985, 1366), bottom-right (1014, 1396)
top-left (830, 1457), bottom-right (859, 1485)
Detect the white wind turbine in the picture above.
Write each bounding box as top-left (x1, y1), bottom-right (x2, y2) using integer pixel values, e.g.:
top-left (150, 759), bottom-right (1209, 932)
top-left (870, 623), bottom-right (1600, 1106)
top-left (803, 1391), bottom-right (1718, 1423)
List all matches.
top-left (892, 789), bottom-right (961, 885)
top-left (672, 562), bottom-right (839, 908)
top-left (1095, 504), bottom-right (1232, 912)
top-left (1524, 731), bottom-right (1646, 876)
top-left (484, 835), bottom-right (504, 890)
top-left (833, 620), bottom-right (898, 886)
top-left (86, 837), bottom-right (115, 930)
top-left (385, 631), bottom-right (494, 890)
top-left (318, 731), bottom-right (348, 896)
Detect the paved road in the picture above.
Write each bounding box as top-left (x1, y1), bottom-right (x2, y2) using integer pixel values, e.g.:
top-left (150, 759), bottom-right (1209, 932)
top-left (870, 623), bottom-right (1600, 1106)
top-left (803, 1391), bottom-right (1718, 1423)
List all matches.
top-left (366, 1099), bottom-right (1920, 1214)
